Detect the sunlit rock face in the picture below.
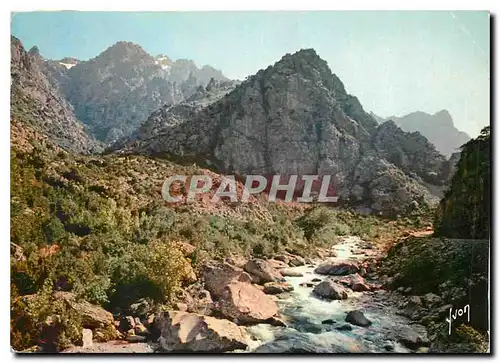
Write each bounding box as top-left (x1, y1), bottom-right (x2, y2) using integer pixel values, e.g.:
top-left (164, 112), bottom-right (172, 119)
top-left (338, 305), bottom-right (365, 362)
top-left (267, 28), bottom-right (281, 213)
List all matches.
top-left (114, 49), bottom-right (445, 214)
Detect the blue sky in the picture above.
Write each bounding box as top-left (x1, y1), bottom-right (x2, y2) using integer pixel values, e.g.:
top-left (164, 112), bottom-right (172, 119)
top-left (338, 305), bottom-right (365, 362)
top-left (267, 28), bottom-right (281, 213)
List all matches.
top-left (11, 11), bottom-right (490, 136)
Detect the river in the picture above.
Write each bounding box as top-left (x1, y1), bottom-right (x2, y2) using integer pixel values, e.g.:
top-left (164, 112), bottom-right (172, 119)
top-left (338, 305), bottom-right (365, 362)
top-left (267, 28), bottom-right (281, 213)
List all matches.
top-left (244, 236), bottom-right (428, 353)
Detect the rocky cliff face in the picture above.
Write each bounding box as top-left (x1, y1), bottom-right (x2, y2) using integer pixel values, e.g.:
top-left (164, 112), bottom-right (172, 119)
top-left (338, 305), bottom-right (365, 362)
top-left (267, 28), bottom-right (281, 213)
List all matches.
top-left (114, 49), bottom-right (444, 214)
top-left (108, 78), bottom-right (238, 153)
top-left (38, 42), bottom-right (229, 143)
top-left (434, 126), bottom-right (490, 239)
top-left (11, 36), bottom-right (99, 154)
top-left (382, 110), bottom-right (471, 157)
top-left (373, 120), bottom-right (448, 185)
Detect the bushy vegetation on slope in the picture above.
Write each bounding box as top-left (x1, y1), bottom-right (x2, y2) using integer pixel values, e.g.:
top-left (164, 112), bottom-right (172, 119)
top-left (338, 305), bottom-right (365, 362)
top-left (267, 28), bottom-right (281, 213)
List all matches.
top-left (10, 124), bottom-right (431, 350)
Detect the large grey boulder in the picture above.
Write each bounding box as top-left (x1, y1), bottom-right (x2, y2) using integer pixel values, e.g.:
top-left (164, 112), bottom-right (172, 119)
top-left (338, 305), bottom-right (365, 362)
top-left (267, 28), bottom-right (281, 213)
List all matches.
top-left (314, 260), bottom-right (359, 275)
top-left (244, 259), bottom-right (283, 284)
top-left (219, 282), bottom-right (278, 323)
top-left (156, 311), bottom-right (248, 352)
top-left (312, 280), bottom-right (348, 300)
top-left (200, 262), bottom-right (252, 299)
top-left (345, 310), bottom-right (372, 327)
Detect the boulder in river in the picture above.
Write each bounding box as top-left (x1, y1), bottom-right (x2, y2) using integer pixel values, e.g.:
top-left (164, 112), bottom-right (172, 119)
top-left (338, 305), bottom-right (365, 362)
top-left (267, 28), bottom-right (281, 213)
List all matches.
top-left (289, 255), bottom-right (306, 267)
top-left (330, 273), bottom-right (367, 288)
top-left (244, 259), bottom-right (283, 284)
top-left (220, 282), bottom-right (278, 323)
top-left (156, 310), bottom-right (248, 352)
top-left (336, 323), bottom-right (353, 331)
top-left (345, 310), bottom-right (372, 327)
top-left (299, 282), bottom-right (315, 288)
top-left (398, 327), bottom-right (430, 350)
top-left (263, 281), bottom-right (294, 295)
top-left (280, 268), bottom-right (304, 277)
top-left (352, 282), bottom-right (371, 292)
top-left (314, 260), bottom-right (359, 275)
top-left (312, 280), bottom-right (348, 300)
top-left (321, 319), bottom-right (336, 324)
top-left (200, 262), bottom-right (252, 299)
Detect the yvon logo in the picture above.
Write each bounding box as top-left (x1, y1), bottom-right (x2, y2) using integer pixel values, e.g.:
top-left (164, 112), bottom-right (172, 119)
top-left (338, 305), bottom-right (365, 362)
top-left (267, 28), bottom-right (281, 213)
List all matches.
top-left (446, 304), bottom-right (471, 335)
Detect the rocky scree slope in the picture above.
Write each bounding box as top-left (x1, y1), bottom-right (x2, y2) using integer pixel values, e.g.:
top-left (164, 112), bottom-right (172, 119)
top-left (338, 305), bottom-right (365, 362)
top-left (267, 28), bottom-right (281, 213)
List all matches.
top-left (11, 37), bottom-right (100, 154)
top-left (114, 49), bottom-right (446, 214)
top-left (38, 41), bottom-right (229, 143)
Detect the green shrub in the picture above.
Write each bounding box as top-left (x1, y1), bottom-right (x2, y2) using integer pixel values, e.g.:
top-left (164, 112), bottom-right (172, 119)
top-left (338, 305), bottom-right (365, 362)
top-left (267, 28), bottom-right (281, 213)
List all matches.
top-left (11, 280), bottom-right (83, 352)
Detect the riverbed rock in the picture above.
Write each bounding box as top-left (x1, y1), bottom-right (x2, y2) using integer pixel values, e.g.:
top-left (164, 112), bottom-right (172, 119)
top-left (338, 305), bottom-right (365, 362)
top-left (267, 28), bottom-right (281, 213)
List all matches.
top-left (321, 319), bottom-right (336, 324)
top-left (299, 282), bottom-right (315, 288)
top-left (183, 283), bottom-right (214, 315)
top-left (352, 282), bottom-right (371, 292)
top-left (220, 282), bottom-right (278, 323)
top-left (280, 268), bottom-right (304, 277)
top-left (156, 311), bottom-right (248, 352)
top-left (437, 304), bottom-right (454, 318)
top-left (408, 296), bottom-right (423, 306)
top-left (314, 260), bottom-right (359, 275)
top-left (398, 328), bottom-right (430, 350)
top-left (263, 281), bottom-right (294, 295)
top-left (312, 280), bottom-right (348, 300)
top-left (331, 273), bottom-right (369, 291)
top-left (200, 262), bottom-right (252, 299)
top-left (383, 342), bottom-right (395, 351)
top-left (267, 316), bottom-right (287, 327)
top-left (423, 293), bottom-right (442, 308)
top-left (289, 255), bottom-right (306, 267)
top-left (273, 254), bottom-right (290, 264)
top-left (345, 310), bottom-right (372, 327)
top-left (336, 323), bottom-right (353, 331)
top-left (244, 259), bottom-right (283, 284)
top-left (267, 259), bottom-right (288, 269)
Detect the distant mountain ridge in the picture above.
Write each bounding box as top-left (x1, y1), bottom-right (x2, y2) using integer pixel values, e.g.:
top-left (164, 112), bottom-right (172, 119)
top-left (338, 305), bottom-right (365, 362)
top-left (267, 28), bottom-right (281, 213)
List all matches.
top-left (37, 41), bottom-right (229, 143)
top-left (372, 110), bottom-right (471, 157)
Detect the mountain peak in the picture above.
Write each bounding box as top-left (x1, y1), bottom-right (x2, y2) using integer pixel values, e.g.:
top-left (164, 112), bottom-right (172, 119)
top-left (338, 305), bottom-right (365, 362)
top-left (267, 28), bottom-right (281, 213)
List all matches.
top-left (97, 41), bottom-right (153, 63)
top-left (388, 109), bottom-right (470, 157)
top-left (434, 109), bottom-right (453, 124)
top-left (278, 48), bottom-right (325, 67)
top-left (28, 45), bottom-right (40, 57)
